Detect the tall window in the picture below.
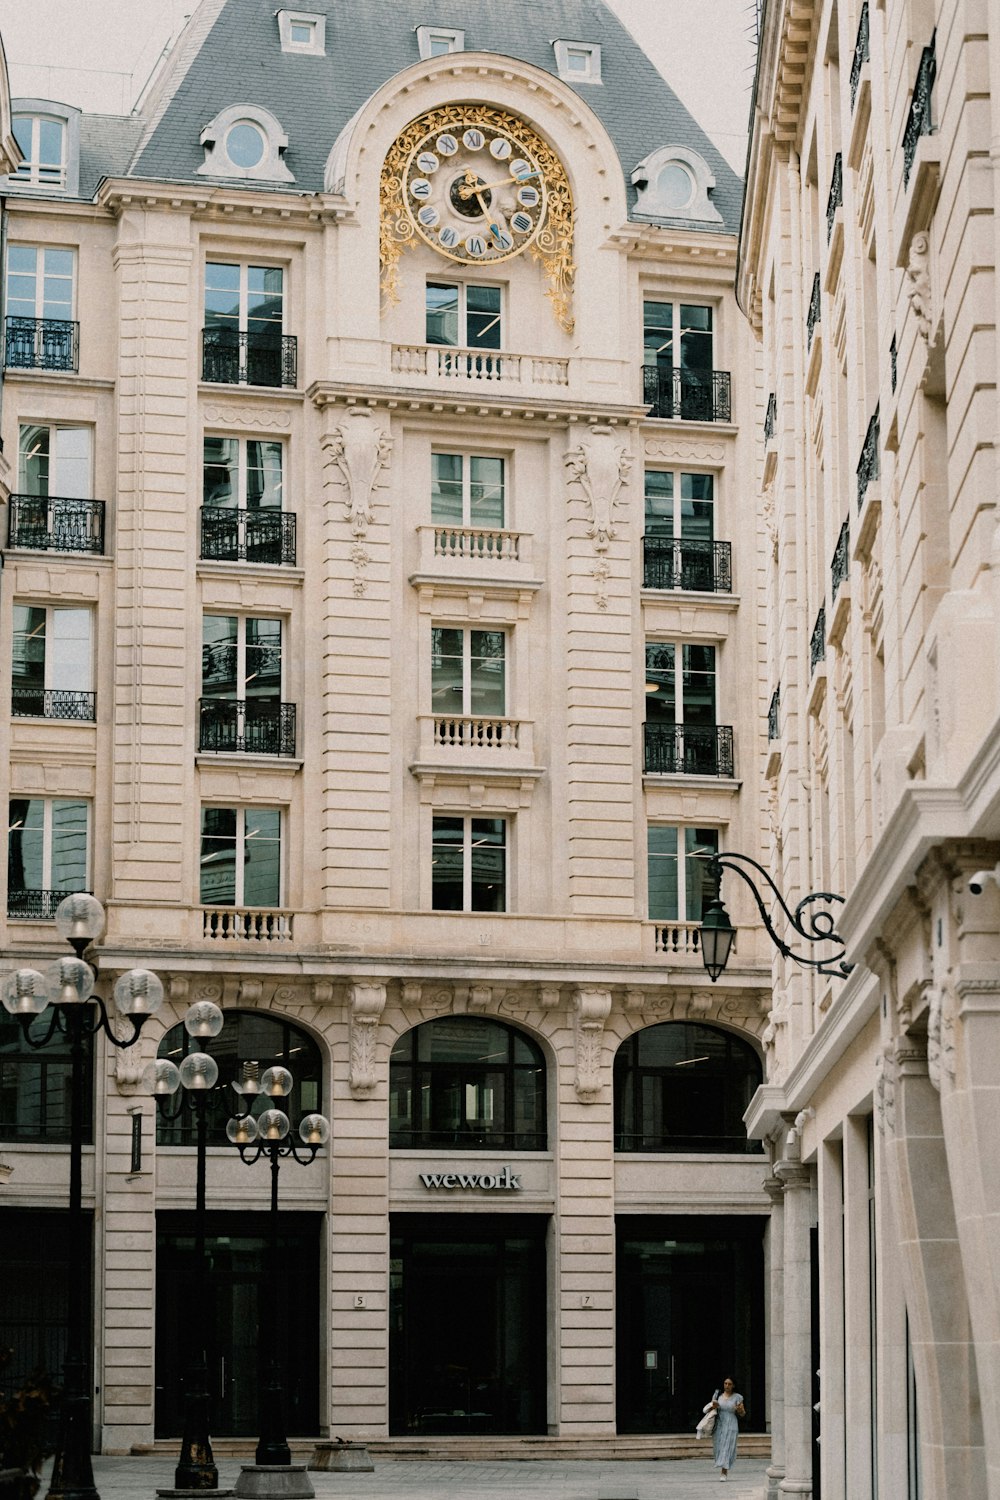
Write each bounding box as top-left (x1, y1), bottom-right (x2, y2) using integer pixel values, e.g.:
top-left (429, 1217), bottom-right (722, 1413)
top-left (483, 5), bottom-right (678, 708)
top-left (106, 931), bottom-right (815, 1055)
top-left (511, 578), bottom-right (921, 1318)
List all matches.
top-left (8, 798), bottom-right (89, 918)
top-left (389, 1016), bottom-right (545, 1150)
top-left (19, 423), bottom-right (92, 497)
top-left (426, 283), bottom-right (501, 349)
top-left (202, 616), bottom-right (282, 701)
top-left (11, 605), bottom-right (93, 719)
top-left (431, 453), bottom-right (505, 528)
top-left (613, 1022), bottom-right (763, 1153)
top-left (11, 116), bottom-right (66, 188)
top-left (645, 642), bottom-right (716, 725)
top-left (204, 437), bottom-right (283, 510)
top-left (648, 826), bottom-right (718, 922)
top-left (431, 628), bottom-right (505, 717)
top-left (642, 299), bottom-right (714, 372)
top-left (6, 245), bottom-right (75, 322)
top-left (0, 1013), bottom-right (93, 1142)
top-left (644, 471), bottom-right (717, 591)
top-left (432, 816), bottom-right (507, 911)
top-left (155, 1009), bottom-right (322, 1147)
top-left (199, 806), bottom-right (281, 907)
top-left (203, 262), bottom-right (290, 386)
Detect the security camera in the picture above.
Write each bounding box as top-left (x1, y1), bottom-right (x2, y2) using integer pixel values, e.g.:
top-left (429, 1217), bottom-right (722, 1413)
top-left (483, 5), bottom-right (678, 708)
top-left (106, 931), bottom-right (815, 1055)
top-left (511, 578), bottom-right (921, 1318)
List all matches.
top-left (968, 863), bottom-right (1000, 895)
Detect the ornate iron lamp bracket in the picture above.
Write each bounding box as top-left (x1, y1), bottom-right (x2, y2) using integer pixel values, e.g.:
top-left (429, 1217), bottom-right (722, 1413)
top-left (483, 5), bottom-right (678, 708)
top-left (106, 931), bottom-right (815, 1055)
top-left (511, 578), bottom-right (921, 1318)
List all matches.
top-left (705, 852), bottom-right (854, 979)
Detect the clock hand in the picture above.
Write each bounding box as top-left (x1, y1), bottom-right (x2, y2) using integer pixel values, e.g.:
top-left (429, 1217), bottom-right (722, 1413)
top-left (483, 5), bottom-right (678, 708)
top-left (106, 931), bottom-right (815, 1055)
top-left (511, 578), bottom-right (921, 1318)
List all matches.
top-left (458, 169), bottom-right (541, 199)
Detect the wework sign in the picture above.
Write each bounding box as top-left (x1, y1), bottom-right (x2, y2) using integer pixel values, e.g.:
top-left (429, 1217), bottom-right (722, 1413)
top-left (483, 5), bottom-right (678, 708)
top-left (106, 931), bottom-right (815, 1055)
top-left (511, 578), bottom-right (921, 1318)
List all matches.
top-left (419, 1165), bottom-right (523, 1192)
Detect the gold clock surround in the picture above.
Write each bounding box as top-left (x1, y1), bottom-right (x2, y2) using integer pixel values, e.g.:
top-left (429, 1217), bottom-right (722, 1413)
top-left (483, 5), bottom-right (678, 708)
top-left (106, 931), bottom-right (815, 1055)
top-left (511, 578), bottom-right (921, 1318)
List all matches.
top-left (380, 104), bottom-right (576, 334)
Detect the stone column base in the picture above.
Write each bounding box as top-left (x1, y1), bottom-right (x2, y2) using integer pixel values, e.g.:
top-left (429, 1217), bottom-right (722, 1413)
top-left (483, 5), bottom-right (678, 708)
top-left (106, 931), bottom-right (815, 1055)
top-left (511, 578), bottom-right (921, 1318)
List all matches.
top-left (233, 1465), bottom-right (314, 1500)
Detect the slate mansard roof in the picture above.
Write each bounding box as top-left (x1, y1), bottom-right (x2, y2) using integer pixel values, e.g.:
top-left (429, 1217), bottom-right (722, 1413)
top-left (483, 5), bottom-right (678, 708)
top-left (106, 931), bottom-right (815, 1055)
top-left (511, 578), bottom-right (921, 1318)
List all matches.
top-left (72, 0), bottom-right (740, 234)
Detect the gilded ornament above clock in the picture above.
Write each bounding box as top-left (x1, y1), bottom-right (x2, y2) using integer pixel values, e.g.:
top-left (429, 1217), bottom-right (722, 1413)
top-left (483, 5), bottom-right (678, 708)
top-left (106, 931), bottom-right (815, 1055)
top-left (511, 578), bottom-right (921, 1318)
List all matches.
top-left (402, 117), bottom-right (548, 264)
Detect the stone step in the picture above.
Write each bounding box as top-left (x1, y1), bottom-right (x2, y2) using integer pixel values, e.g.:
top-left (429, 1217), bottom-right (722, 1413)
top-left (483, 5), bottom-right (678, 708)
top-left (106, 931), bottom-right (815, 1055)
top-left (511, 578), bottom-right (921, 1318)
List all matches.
top-left (135, 1435), bottom-right (771, 1463)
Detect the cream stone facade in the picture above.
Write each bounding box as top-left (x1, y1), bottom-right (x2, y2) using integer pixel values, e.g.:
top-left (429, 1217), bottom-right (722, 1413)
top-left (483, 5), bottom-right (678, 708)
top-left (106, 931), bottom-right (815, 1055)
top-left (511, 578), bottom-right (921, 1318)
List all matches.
top-left (741, 0), bottom-right (1000, 1496)
top-left (0, 0), bottom-right (775, 1462)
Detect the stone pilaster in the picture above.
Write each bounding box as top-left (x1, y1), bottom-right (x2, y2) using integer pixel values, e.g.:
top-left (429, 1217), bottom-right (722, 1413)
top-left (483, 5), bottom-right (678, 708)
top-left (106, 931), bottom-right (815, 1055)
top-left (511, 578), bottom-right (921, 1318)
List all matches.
top-left (775, 1156), bottom-right (813, 1498)
top-left (763, 1174), bottom-right (786, 1500)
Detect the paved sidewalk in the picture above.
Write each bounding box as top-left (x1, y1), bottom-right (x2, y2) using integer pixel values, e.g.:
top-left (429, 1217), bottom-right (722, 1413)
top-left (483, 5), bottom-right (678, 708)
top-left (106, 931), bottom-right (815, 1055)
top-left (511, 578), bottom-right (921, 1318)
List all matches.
top-left (45, 1454), bottom-right (768, 1500)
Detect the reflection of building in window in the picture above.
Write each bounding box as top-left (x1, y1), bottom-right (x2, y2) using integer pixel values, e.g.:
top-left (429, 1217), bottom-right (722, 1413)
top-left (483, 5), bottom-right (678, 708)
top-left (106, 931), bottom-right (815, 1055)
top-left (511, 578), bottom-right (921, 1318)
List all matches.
top-left (389, 1016), bottom-right (545, 1149)
top-left (199, 806), bottom-right (281, 907)
top-left (647, 825), bottom-right (719, 922)
top-left (431, 453), bottom-right (505, 527)
top-left (426, 282), bottom-right (502, 349)
top-left (614, 1022), bottom-right (764, 1153)
top-left (432, 816), bottom-right (507, 911)
top-left (7, 797), bottom-right (89, 907)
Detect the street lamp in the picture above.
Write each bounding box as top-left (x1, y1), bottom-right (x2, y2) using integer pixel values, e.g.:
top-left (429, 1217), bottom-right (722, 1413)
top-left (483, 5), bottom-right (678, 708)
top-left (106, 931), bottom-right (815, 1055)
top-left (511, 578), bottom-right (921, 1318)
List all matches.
top-left (227, 1066), bottom-right (329, 1469)
top-left (143, 999), bottom-right (225, 1490)
top-left (698, 852), bottom-right (853, 982)
top-left (1, 894), bottom-right (163, 1500)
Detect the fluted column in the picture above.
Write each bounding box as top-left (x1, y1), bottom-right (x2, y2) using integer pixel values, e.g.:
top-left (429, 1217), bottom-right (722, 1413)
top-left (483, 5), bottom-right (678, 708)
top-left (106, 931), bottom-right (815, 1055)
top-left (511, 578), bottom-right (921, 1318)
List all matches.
top-left (777, 1155), bottom-right (814, 1497)
top-left (764, 1174), bottom-right (786, 1500)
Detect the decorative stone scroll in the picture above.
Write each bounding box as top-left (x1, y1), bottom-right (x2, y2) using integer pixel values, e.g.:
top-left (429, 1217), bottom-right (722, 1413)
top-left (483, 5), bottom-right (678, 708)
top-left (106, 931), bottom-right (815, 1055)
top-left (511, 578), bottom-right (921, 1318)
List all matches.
top-left (348, 981), bottom-right (388, 1096)
top-left (875, 1046), bottom-right (896, 1135)
top-left (926, 985), bottom-right (956, 1092)
top-left (565, 426), bottom-right (632, 553)
top-left (905, 231), bottom-right (932, 343)
top-left (322, 409), bottom-right (392, 596)
top-left (572, 987), bottom-right (612, 1100)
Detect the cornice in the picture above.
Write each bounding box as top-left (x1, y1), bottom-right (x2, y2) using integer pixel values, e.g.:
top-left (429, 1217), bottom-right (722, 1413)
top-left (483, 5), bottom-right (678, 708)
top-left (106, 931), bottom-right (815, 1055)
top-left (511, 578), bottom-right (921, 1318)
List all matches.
top-left (96, 177), bottom-right (353, 226)
top-left (307, 381), bottom-right (648, 427)
top-left (609, 224), bottom-right (738, 271)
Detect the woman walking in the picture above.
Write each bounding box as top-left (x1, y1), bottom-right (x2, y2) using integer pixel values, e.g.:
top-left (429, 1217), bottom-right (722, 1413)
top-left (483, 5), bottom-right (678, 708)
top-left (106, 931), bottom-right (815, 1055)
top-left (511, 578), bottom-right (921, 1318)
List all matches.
top-left (711, 1376), bottom-right (745, 1480)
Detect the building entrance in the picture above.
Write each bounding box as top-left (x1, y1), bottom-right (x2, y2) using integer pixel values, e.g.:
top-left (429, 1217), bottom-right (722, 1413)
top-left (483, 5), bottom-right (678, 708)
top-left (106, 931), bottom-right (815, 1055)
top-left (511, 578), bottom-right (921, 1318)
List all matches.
top-left (389, 1213), bottom-right (547, 1435)
top-left (616, 1215), bottom-right (765, 1433)
top-left (155, 1211), bottom-right (321, 1438)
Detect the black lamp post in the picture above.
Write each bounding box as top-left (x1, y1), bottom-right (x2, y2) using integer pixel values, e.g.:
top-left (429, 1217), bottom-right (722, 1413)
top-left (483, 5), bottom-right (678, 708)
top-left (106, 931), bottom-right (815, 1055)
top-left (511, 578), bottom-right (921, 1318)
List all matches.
top-left (144, 999), bottom-right (226, 1490)
top-left (227, 1068), bottom-right (329, 1468)
top-left (698, 852), bottom-right (853, 982)
top-left (1, 893), bottom-right (163, 1500)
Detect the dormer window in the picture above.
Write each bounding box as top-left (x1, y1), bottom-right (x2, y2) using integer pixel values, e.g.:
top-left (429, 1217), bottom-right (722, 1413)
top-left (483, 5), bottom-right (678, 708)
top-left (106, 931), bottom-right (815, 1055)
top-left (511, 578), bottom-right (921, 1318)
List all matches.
top-left (198, 104), bottom-right (294, 183)
top-left (5, 101), bottom-right (81, 196)
top-left (553, 41), bottom-right (602, 84)
top-left (631, 146), bottom-right (724, 226)
top-left (277, 10), bottom-right (326, 55)
top-left (416, 26), bottom-right (465, 59)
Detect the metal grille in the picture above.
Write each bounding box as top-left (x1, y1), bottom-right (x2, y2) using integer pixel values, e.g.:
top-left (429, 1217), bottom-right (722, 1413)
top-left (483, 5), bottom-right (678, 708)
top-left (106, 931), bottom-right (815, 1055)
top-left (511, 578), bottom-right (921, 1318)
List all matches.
top-left (642, 722), bottom-right (735, 778)
top-left (11, 688), bottom-right (96, 720)
top-left (903, 34), bottom-right (936, 187)
top-left (200, 507), bottom-right (297, 565)
top-left (642, 537), bottom-right (732, 593)
top-left (890, 333), bottom-right (898, 394)
top-left (764, 392), bottom-right (777, 443)
top-left (857, 406), bottom-right (881, 510)
top-left (201, 328), bottom-right (297, 388)
top-left (768, 688), bottom-right (780, 743)
top-left (7, 495), bottom-right (105, 554)
top-left (642, 366), bottom-right (732, 423)
top-left (826, 153), bottom-right (843, 241)
top-left (7, 888), bottom-right (88, 920)
top-left (807, 272), bottom-right (822, 347)
top-left (832, 519), bottom-right (850, 599)
top-left (811, 606), bottom-right (827, 674)
top-left (851, 1), bottom-right (870, 109)
top-left (198, 699), bottom-right (297, 757)
top-left (4, 316), bottom-right (79, 372)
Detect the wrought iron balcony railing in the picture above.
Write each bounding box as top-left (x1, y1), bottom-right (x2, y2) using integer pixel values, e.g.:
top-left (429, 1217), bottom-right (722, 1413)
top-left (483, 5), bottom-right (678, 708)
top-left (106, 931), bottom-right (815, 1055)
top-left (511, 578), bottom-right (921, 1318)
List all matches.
top-left (857, 406), bottom-right (880, 509)
top-left (903, 33), bottom-right (936, 187)
top-left (832, 519), bottom-right (850, 599)
top-left (642, 536), bottom-right (733, 593)
top-left (11, 687), bottom-right (95, 720)
top-left (850, 1), bottom-right (870, 109)
top-left (8, 888), bottom-right (89, 920)
top-left (4, 316), bottom-right (79, 372)
top-left (198, 698), bottom-right (297, 757)
top-left (201, 327), bottom-right (297, 388)
top-left (890, 333), bottom-right (898, 394)
top-left (807, 272), bottom-right (821, 348)
top-left (7, 494), bottom-right (105, 554)
top-left (811, 606), bottom-right (827, 674)
top-left (200, 506), bottom-right (297, 566)
top-left (643, 722), bottom-right (735, 778)
top-left (826, 153), bottom-right (843, 241)
top-left (764, 392), bottom-right (777, 443)
top-left (642, 366), bottom-right (732, 423)
top-left (768, 688), bottom-right (780, 743)
top-left (201, 906), bottom-right (294, 942)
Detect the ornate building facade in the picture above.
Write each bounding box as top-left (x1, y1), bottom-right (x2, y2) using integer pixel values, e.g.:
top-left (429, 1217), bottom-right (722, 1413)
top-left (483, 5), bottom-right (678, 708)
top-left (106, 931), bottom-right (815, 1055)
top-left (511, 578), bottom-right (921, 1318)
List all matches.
top-left (0, 0), bottom-right (773, 1458)
top-left (741, 0), bottom-right (1000, 1495)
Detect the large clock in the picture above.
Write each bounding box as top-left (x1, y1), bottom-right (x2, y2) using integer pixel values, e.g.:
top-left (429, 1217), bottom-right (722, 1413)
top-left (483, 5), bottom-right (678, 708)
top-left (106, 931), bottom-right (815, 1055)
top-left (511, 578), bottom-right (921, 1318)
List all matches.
top-left (381, 104), bottom-right (576, 332)
top-left (402, 116), bottom-right (547, 264)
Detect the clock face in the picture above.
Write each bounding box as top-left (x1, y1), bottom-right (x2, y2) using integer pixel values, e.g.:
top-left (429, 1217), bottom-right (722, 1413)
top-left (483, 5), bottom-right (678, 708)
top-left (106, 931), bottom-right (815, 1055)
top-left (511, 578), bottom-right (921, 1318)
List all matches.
top-left (402, 115), bottom-right (548, 265)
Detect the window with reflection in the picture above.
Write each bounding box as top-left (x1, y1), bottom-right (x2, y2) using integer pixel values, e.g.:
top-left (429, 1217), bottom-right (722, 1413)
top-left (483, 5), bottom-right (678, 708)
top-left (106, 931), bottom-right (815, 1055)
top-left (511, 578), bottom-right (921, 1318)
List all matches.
top-left (0, 1013), bottom-right (93, 1143)
top-left (389, 1016), bottom-right (546, 1150)
top-left (155, 1009), bottom-right (322, 1147)
top-left (614, 1022), bottom-right (763, 1154)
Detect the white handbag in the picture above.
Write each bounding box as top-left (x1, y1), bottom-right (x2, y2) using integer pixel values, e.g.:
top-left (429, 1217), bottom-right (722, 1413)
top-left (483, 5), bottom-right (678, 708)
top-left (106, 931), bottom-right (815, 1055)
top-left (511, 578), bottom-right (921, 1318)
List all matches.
top-left (696, 1404), bottom-right (717, 1438)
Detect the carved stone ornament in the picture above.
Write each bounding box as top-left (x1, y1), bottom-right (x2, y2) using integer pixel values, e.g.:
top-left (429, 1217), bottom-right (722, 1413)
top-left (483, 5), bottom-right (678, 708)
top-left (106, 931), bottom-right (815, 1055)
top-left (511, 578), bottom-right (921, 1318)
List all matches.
top-left (573, 987), bottom-right (612, 1100)
top-left (112, 1026), bottom-right (145, 1096)
top-left (875, 1047), bottom-right (896, 1136)
top-left (926, 985), bottom-right (956, 1092)
top-left (348, 981), bottom-right (388, 1097)
top-left (322, 409), bottom-right (392, 539)
top-left (906, 231), bottom-right (932, 343)
top-left (565, 427), bottom-right (632, 554)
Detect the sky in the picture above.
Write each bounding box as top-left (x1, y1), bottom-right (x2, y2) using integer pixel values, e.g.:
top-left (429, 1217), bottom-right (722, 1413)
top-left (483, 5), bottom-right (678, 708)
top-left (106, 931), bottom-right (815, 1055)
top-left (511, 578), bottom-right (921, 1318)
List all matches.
top-left (1, 0), bottom-right (757, 174)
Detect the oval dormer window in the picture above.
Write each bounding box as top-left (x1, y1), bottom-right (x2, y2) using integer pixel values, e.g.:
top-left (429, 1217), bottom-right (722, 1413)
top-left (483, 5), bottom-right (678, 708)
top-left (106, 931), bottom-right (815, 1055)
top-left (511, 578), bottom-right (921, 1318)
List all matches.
top-left (226, 121), bottom-right (266, 171)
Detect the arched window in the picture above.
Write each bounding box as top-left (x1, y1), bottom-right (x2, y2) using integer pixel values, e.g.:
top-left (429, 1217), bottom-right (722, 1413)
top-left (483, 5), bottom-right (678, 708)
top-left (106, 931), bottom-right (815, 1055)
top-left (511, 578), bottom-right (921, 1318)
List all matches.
top-left (389, 1016), bottom-right (546, 1151)
top-left (614, 1022), bottom-right (763, 1154)
top-left (0, 1013), bottom-right (93, 1143)
top-left (156, 1009), bottom-right (322, 1147)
